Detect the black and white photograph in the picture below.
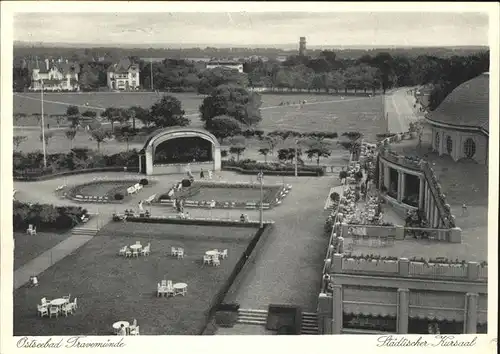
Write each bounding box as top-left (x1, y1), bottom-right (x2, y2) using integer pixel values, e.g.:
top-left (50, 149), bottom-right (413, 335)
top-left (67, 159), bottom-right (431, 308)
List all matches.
top-left (1, 1), bottom-right (498, 349)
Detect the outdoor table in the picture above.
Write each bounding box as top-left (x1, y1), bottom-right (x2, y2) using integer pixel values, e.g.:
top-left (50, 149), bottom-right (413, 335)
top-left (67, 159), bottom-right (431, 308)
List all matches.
top-left (205, 250), bottom-right (218, 257)
top-left (113, 321), bottom-right (130, 334)
top-left (173, 283), bottom-right (188, 296)
top-left (130, 244), bottom-right (142, 251)
top-left (50, 298), bottom-right (68, 307)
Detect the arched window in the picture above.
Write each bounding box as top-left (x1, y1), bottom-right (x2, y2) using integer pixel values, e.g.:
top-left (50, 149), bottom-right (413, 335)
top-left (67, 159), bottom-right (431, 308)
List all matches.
top-left (463, 138), bottom-right (476, 158)
top-left (435, 132), bottom-right (440, 150)
top-left (446, 136), bottom-right (453, 154)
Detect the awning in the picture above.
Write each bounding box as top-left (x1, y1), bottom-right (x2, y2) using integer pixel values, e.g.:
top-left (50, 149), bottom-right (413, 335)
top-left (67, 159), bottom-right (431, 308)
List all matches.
top-left (409, 306), bottom-right (464, 322)
top-left (343, 302), bottom-right (397, 317)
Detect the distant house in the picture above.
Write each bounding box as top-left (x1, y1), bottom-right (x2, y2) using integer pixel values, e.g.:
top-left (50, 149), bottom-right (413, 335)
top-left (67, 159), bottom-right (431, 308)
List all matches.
top-left (29, 58), bottom-right (80, 92)
top-left (106, 58), bottom-right (140, 91)
top-left (206, 61), bottom-right (244, 73)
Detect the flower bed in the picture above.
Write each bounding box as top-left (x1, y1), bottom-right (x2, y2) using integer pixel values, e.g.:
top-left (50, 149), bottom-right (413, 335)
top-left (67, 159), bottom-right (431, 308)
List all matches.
top-left (342, 257), bottom-right (398, 273)
top-left (222, 160), bottom-right (324, 176)
top-left (157, 182), bottom-right (292, 210)
top-left (66, 179), bottom-right (150, 203)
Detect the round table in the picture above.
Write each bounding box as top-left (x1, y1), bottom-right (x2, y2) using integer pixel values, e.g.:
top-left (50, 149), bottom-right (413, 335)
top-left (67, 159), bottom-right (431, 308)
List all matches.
top-left (130, 244), bottom-right (142, 251)
top-left (174, 283), bottom-right (187, 289)
top-left (205, 250), bottom-right (217, 257)
top-left (113, 321), bottom-right (130, 330)
top-left (50, 298), bottom-right (67, 306)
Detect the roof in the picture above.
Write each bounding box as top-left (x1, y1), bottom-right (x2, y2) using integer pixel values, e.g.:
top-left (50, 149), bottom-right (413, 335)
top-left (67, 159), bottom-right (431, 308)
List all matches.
top-left (107, 58), bottom-right (138, 73)
top-left (426, 73), bottom-right (489, 133)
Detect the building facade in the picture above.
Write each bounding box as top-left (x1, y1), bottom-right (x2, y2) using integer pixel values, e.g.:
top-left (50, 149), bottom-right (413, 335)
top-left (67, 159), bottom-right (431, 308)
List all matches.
top-left (29, 58), bottom-right (80, 91)
top-left (318, 254), bottom-right (487, 334)
top-left (299, 37), bottom-right (307, 56)
top-left (206, 61), bottom-right (244, 73)
top-left (426, 73), bottom-right (489, 165)
top-left (106, 58), bottom-right (140, 91)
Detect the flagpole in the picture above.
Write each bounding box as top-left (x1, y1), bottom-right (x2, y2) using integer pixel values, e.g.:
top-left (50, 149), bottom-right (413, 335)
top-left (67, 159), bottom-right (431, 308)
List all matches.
top-left (41, 81), bottom-right (47, 168)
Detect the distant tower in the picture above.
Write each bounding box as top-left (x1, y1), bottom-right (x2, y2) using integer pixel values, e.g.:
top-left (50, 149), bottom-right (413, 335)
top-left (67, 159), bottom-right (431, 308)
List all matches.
top-left (299, 37), bottom-right (307, 56)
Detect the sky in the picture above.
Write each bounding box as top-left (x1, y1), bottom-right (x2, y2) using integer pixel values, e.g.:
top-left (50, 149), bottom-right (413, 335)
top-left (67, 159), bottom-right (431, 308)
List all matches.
top-left (14, 12), bottom-right (489, 47)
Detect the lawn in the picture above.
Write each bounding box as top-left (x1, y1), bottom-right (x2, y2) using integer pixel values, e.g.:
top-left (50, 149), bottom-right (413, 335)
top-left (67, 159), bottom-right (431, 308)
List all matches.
top-left (14, 231), bottom-right (71, 271)
top-left (13, 222), bottom-right (259, 335)
top-left (14, 91), bottom-right (386, 145)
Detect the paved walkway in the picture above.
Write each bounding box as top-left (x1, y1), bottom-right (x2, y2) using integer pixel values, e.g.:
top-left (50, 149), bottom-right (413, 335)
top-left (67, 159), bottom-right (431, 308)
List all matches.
top-left (14, 234), bottom-right (94, 290)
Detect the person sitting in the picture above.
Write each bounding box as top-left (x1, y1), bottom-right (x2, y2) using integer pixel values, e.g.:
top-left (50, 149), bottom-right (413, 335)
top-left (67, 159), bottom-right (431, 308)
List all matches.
top-left (118, 324), bottom-right (127, 336)
top-left (30, 276), bottom-right (39, 287)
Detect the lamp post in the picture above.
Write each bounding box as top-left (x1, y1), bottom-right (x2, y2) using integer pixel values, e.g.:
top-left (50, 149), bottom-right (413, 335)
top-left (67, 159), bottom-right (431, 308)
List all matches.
top-left (294, 139), bottom-right (299, 177)
top-left (40, 80), bottom-right (47, 168)
top-left (257, 171), bottom-right (264, 228)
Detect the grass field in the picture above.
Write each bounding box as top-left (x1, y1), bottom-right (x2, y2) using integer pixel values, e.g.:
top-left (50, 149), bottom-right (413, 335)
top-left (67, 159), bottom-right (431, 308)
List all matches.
top-left (14, 222), bottom-right (259, 335)
top-left (14, 231), bottom-right (72, 271)
top-left (13, 92), bottom-right (386, 151)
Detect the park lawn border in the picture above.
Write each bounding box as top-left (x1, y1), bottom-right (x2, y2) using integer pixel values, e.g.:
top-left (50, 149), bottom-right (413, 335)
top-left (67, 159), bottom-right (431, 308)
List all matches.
top-left (65, 179), bottom-right (154, 204)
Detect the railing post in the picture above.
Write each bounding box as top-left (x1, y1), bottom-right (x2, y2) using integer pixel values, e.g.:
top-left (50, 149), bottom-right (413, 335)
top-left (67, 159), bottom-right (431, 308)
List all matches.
top-left (332, 253), bottom-right (343, 273)
top-left (399, 258), bottom-right (410, 277)
top-left (449, 227), bottom-right (462, 243)
top-left (467, 261), bottom-right (479, 281)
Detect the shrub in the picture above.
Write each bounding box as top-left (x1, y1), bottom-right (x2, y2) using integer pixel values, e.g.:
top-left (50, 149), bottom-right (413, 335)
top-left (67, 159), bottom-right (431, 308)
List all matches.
top-left (330, 192), bottom-right (340, 202)
top-left (181, 179), bottom-right (192, 187)
top-left (114, 193), bottom-right (124, 201)
top-left (139, 178), bottom-right (149, 186)
top-left (339, 171), bottom-right (348, 179)
top-left (13, 201), bottom-right (87, 231)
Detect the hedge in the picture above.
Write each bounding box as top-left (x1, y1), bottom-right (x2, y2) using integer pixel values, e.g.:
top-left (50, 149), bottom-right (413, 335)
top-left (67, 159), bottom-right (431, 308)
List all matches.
top-left (114, 215), bottom-right (271, 228)
top-left (13, 201), bottom-right (88, 231)
top-left (14, 166), bottom-right (139, 181)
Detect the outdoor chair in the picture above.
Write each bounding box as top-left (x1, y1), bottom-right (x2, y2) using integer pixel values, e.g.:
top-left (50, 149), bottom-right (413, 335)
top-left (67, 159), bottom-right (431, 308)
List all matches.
top-left (141, 246), bottom-right (150, 256)
top-left (129, 319), bottom-right (138, 333)
top-left (130, 326), bottom-right (140, 336)
top-left (132, 249), bottom-right (139, 258)
top-left (203, 255), bottom-right (211, 265)
top-left (70, 298), bottom-right (78, 310)
top-left (49, 306), bottom-right (59, 318)
top-left (125, 250), bottom-right (132, 258)
top-left (41, 297), bottom-right (50, 306)
top-left (212, 258), bottom-right (221, 267)
top-left (37, 304), bottom-right (49, 318)
top-left (27, 225), bottom-right (37, 236)
top-left (61, 303), bottom-right (73, 316)
top-left (171, 247), bottom-right (178, 256)
top-left (176, 249), bottom-right (184, 259)
top-left (63, 294), bottom-right (71, 302)
top-left (119, 246), bottom-right (127, 256)
top-left (161, 280), bottom-right (167, 287)
top-left (220, 249), bottom-right (228, 259)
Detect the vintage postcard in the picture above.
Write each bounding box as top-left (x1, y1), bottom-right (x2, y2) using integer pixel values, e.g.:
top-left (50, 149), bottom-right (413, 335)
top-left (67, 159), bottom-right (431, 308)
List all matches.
top-left (1, 2), bottom-right (498, 354)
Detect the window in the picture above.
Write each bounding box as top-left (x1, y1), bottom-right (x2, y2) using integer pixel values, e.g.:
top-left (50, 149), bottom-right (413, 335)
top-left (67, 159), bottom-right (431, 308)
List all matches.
top-left (463, 138), bottom-right (476, 158)
top-left (446, 136), bottom-right (453, 154)
top-left (435, 132), bottom-right (440, 150)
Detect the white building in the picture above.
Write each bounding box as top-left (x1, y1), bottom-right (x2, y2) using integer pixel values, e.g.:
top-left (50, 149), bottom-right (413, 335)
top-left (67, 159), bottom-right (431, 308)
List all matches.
top-left (426, 72), bottom-right (489, 164)
top-left (106, 58), bottom-right (140, 91)
top-left (206, 61), bottom-right (244, 73)
top-left (29, 58), bottom-right (80, 92)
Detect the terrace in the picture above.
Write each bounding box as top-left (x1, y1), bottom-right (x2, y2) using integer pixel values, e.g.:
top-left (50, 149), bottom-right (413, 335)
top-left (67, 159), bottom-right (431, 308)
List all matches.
top-left (14, 222), bottom-right (262, 336)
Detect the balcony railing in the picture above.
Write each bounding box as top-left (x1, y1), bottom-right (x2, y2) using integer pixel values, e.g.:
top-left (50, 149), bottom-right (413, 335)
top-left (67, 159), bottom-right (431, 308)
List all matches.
top-left (378, 148), bottom-right (423, 171)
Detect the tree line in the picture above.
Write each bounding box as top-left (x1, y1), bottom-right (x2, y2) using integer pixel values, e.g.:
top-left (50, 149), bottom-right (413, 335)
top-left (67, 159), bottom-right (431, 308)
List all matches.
top-left (14, 49), bottom-right (489, 110)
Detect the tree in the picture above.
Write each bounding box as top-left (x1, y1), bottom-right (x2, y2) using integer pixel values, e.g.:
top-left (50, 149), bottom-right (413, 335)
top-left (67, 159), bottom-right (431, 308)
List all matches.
top-left (117, 125), bottom-right (136, 152)
top-left (65, 129), bottom-right (77, 149)
top-left (66, 105), bottom-right (80, 127)
top-left (13, 136), bottom-right (27, 150)
top-left (89, 128), bottom-right (109, 152)
top-left (81, 110), bottom-right (97, 118)
top-left (150, 95), bottom-right (189, 128)
top-left (263, 135), bottom-right (279, 156)
top-left (39, 132), bottom-right (54, 152)
top-left (258, 147), bottom-right (270, 163)
top-left (197, 67), bottom-right (249, 94)
top-left (278, 147), bottom-right (302, 163)
top-left (205, 115), bottom-right (242, 142)
top-left (305, 144), bottom-right (331, 166)
top-left (102, 107), bottom-right (130, 131)
top-left (129, 106), bottom-right (151, 128)
top-left (199, 84), bottom-right (262, 126)
top-left (229, 146), bottom-right (246, 162)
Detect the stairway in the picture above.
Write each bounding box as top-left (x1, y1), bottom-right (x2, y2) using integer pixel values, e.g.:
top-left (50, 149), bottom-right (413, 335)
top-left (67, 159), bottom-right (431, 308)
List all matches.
top-left (72, 227), bottom-right (99, 237)
top-left (237, 308), bottom-right (319, 335)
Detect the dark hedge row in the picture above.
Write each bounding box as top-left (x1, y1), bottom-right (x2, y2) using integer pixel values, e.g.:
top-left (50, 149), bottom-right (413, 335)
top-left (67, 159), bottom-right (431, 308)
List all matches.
top-left (13, 201), bottom-right (88, 231)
